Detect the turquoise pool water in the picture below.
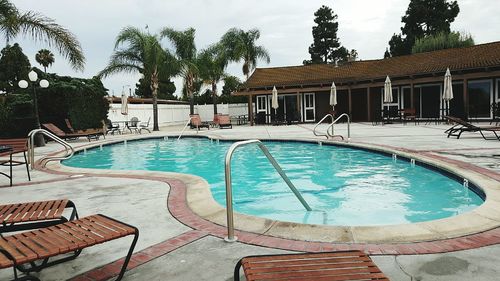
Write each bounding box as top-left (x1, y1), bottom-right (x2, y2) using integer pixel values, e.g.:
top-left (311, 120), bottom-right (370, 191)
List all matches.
top-left (64, 138), bottom-right (483, 226)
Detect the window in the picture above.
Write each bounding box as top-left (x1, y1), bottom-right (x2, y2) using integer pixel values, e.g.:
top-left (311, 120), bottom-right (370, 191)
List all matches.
top-left (257, 96), bottom-right (267, 112)
top-left (468, 80), bottom-right (492, 119)
top-left (303, 93), bottom-right (315, 122)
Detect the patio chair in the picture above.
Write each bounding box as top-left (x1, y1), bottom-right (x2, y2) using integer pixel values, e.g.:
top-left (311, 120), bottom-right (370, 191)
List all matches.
top-left (218, 114), bottom-right (232, 129)
top-left (0, 139), bottom-right (30, 187)
top-left (234, 250), bottom-right (389, 281)
top-left (127, 117), bottom-right (140, 134)
top-left (138, 117), bottom-right (151, 134)
top-left (444, 116), bottom-right (500, 140)
top-left (42, 123), bottom-right (102, 142)
top-left (189, 114), bottom-right (210, 131)
top-left (0, 214), bottom-right (138, 281)
top-left (105, 119), bottom-right (121, 135)
top-left (212, 114), bottom-right (222, 128)
top-left (401, 108), bottom-right (417, 125)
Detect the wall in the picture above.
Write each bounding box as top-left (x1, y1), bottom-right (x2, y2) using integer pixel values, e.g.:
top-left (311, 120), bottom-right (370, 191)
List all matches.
top-left (108, 103), bottom-right (252, 126)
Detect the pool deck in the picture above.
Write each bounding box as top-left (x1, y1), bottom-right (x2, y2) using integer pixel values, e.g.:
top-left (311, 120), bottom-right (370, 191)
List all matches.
top-left (1, 122), bottom-right (500, 280)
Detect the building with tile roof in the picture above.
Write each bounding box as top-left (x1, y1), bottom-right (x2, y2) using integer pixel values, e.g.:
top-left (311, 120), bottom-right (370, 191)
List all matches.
top-left (234, 41), bottom-right (500, 125)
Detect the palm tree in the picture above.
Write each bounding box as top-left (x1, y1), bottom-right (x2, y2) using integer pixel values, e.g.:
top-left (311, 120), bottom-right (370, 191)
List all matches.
top-left (160, 27), bottom-right (198, 115)
top-left (198, 43), bottom-right (230, 114)
top-left (98, 26), bottom-right (177, 131)
top-left (0, 0), bottom-right (85, 70)
top-left (221, 28), bottom-right (270, 80)
top-left (35, 49), bottom-right (55, 72)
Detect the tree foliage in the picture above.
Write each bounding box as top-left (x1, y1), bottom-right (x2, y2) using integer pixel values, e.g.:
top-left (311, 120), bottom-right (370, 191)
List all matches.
top-left (35, 49), bottom-right (55, 73)
top-left (221, 28), bottom-right (270, 80)
top-left (99, 26), bottom-right (178, 131)
top-left (0, 0), bottom-right (85, 70)
top-left (0, 43), bottom-right (31, 94)
top-left (198, 43), bottom-right (230, 114)
top-left (303, 5), bottom-right (356, 65)
top-left (411, 31), bottom-right (474, 54)
top-left (386, 0), bottom-right (460, 57)
top-left (134, 77), bottom-right (176, 100)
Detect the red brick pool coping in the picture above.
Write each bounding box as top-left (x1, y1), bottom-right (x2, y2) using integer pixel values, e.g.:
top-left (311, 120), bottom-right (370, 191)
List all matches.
top-left (9, 138), bottom-right (500, 280)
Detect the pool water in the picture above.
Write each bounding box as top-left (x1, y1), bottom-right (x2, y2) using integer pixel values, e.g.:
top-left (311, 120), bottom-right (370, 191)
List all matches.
top-left (64, 138), bottom-right (483, 226)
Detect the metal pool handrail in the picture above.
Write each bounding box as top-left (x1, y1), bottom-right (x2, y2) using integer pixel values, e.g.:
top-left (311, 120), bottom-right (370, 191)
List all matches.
top-left (224, 140), bottom-right (312, 242)
top-left (177, 116), bottom-right (194, 140)
top-left (326, 113), bottom-right (351, 141)
top-left (313, 114), bottom-right (334, 138)
top-left (27, 129), bottom-right (74, 169)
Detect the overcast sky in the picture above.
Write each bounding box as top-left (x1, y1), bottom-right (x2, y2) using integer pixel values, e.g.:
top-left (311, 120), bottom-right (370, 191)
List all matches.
top-left (12, 0), bottom-right (500, 97)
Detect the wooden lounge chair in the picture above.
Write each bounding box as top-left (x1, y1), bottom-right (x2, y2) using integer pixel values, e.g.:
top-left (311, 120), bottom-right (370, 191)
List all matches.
top-left (42, 123), bottom-right (103, 142)
top-left (0, 214), bottom-right (138, 281)
top-left (0, 139), bottom-right (30, 187)
top-left (218, 114), bottom-right (232, 129)
top-left (0, 199), bottom-right (78, 233)
top-left (189, 114), bottom-right (210, 131)
top-left (444, 116), bottom-right (500, 140)
top-left (234, 250), bottom-right (389, 281)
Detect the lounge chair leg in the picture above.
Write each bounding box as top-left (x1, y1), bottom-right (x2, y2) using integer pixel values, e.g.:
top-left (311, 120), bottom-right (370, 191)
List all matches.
top-left (233, 259), bottom-right (243, 281)
top-left (23, 152), bottom-right (30, 181)
top-left (114, 227), bottom-right (139, 281)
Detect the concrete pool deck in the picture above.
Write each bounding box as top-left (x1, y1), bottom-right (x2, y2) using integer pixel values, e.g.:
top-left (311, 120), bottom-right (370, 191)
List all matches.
top-left (1, 122), bottom-right (500, 280)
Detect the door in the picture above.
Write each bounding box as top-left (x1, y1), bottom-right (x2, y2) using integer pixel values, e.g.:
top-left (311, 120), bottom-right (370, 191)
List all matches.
top-left (303, 93), bottom-right (315, 122)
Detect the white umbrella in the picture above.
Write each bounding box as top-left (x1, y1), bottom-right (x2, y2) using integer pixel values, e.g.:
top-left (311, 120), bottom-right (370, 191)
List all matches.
top-left (271, 86), bottom-right (278, 109)
top-left (443, 68), bottom-right (453, 116)
top-left (120, 92), bottom-right (128, 115)
top-left (329, 82), bottom-right (337, 110)
top-left (383, 76), bottom-right (393, 103)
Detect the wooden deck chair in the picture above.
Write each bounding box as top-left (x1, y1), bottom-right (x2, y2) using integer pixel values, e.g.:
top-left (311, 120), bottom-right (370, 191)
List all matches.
top-left (444, 116), bottom-right (500, 140)
top-left (42, 123), bottom-right (102, 142)
top-left (0, 214), bottom-right (138, 281)
top-left (234, 250), bottom-right (389, 281)
top-left (0, 139), bottom-right (30, 187)
top-left (0, 199), bottom-right (78, 233)
top-left (218, 115), bottom-right (232, 129)
top-left (189, 114), bottom-right (210, 131)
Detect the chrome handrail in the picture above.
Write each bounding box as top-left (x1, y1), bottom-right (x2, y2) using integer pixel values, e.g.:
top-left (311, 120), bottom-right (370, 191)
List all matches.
top-left (326, 113), bottom-right (351, 141)
top-left (224, 140), bottom-right (311, 242)
top-left (313, 114), bottom-right (334, 138)
top-left (177, 116), bottom-right (194, 140)
top-left (27, 129), bottom-right (74, 169)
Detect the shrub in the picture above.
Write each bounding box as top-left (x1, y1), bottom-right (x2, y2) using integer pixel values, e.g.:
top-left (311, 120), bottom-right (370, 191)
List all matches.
top-left (412, 32), bottom-right (475, 54)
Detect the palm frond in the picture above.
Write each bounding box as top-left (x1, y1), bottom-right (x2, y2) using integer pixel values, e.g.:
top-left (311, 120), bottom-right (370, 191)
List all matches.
top-left (97, 62), bottom-right (142, 78)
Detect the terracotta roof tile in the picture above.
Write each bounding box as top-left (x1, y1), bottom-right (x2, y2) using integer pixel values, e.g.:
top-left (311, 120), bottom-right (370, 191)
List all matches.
top-left (245, 41), bottom-right (500, 89)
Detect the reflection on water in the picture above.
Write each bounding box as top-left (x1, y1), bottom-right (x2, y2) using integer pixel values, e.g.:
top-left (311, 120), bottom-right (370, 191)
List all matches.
top-left (65, 138), bottom-right (484, 226)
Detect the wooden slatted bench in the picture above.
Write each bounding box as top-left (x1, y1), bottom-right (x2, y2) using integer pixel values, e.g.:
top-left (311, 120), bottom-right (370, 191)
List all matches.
top-left (234, 250), bottom-right (389, 281)
top-left (0, 139), bottom-right (30, 187)
top-left (0, 214), bottom-right (138, 281)
top-left (0, 199), bottom-right (78, 233)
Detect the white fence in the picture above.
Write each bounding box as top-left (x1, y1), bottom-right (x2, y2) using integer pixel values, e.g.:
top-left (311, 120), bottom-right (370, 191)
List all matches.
top-left (108, 103), bottom-right (253, 126)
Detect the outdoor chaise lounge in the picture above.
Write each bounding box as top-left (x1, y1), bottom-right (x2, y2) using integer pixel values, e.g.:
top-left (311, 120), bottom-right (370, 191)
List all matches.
top-left (0, 199), bottom-right (78, 233)
top-left (0, 139), bottom-right (30, 187)
top-left (190, 114), bottom-right (210, 131)
top-left (217, 114), bottom-right (232, 129)
top-left (0, 214), bottom-right (138, 281)
top-left (234, 250), bottom-right (389, 281)
top-left (444, 116), bottom-right (500, 140)
top-left (42, 123), bottom-right (103, 141)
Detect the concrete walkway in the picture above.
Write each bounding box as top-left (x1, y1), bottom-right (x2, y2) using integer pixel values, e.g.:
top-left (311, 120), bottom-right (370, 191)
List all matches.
top-left (1, 122), bottom-right (499, 281)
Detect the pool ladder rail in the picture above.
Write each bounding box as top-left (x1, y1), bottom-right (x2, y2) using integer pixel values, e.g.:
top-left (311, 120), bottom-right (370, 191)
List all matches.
top-left (224, 140), bottom-right (311, 242)
top-left (27, 129), bottom-right (74, 170)
top-left (177, 116), bottom-right (195, 140)
top-left (313, 113), bottom-right (351, 141)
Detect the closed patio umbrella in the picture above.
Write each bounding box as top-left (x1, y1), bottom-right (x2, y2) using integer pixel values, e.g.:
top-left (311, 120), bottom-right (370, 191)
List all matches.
top-left (120, 91), bottom-right (128, 116)
top-left (383, 76), bottom-right (393, 103)
top-left (330, 82), bottom-right (337, 111)
top-left (272, 86), bottom-right (278, 110)
top-left (443, 68), bottom-right (454, 116)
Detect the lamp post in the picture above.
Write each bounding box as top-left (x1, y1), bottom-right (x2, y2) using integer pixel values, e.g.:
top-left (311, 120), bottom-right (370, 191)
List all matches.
top-left (18, 70), bottom-right (49, 146)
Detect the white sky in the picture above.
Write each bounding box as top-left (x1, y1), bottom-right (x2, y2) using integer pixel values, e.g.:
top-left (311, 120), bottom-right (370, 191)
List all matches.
top-left (11, 0), bottom-right (500, 97)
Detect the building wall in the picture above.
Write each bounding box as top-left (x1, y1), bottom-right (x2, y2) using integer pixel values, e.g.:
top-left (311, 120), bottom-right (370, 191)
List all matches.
top-left (108, 103), bottom-right (251, 126)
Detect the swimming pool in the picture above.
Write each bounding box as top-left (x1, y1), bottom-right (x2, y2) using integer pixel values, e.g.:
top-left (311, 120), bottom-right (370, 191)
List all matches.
top-left (64, 138), bottom-right (483, 226)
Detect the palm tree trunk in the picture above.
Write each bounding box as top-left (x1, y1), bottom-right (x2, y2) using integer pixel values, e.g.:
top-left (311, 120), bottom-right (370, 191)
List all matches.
top-left (151, 68), bottom-right (160, 131)
top-left (212, 82), bottom-right (217, 115)
top-left (187, 75), bottom-right (195, 115)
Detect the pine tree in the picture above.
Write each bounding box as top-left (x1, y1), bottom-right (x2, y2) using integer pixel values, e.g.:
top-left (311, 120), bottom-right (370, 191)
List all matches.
top-left (386, 0), bottom-right (460, 57)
